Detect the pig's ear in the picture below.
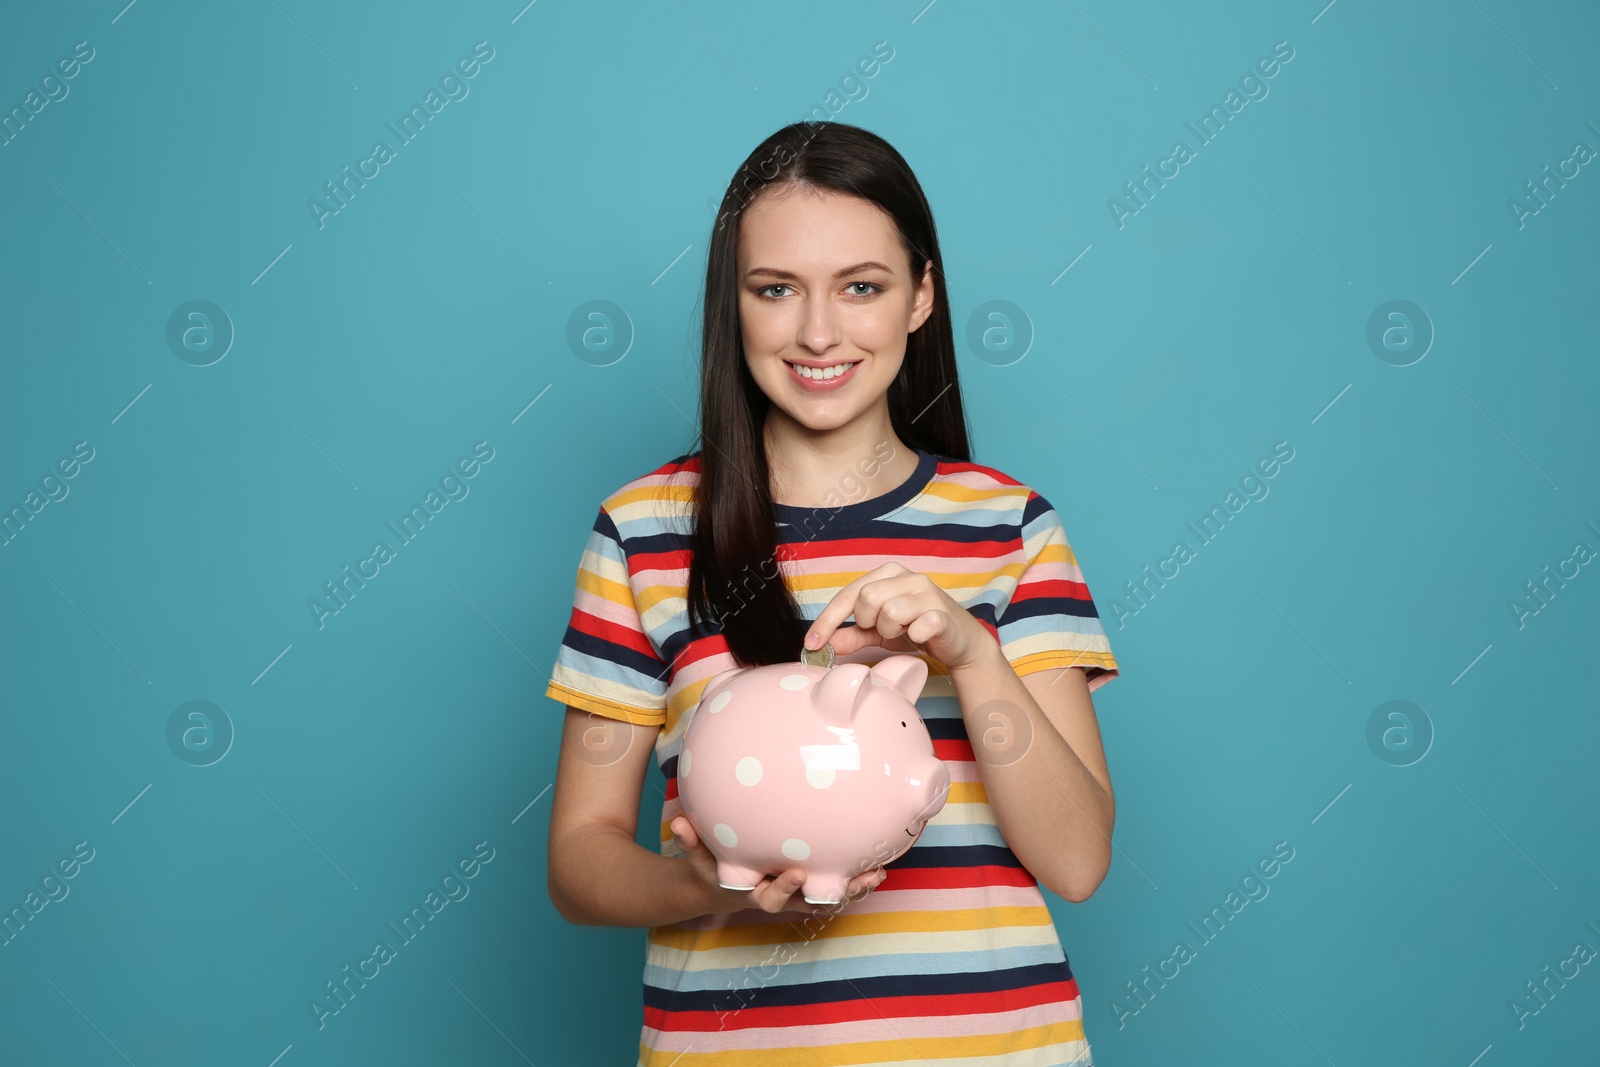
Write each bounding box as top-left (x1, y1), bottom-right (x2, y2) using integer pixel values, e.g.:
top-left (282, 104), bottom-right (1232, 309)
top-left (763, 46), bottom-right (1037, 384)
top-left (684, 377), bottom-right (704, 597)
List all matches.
top-left (697, 667), bottom-right (741, 708)
top-left (813, 663), bottom-right (872, 728)
top-left (869, 655), bottom-right (929, 704)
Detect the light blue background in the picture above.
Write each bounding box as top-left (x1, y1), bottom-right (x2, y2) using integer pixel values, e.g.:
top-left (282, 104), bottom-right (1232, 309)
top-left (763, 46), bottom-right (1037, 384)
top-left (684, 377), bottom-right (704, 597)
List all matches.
top-left (2, 0), bottom-right (1597, 1063)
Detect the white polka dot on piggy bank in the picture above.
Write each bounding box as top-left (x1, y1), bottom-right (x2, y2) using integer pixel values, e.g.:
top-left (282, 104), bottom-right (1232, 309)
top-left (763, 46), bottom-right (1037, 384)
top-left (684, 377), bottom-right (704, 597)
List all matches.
top-left (677, 655), bottom-right (951, 905)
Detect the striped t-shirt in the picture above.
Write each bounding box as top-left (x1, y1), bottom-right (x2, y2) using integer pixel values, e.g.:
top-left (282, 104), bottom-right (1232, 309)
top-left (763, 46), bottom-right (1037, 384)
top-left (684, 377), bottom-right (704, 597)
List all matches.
top-left (545, 445), bottom-right (1120, 1066)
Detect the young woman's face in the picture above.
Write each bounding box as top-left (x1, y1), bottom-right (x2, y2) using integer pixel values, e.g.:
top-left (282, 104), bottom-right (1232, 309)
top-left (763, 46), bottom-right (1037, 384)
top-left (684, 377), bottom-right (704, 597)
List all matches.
top-left (737, 185), bottom-right (934, 435)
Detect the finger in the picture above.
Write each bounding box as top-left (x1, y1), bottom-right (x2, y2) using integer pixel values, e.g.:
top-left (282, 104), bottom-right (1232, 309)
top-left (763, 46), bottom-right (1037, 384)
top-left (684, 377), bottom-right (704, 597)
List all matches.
top-left (831, 626), bottom-right (920, 660)
top-left (851, 576), bottom-right (938, 638)
top-left (803, 563), bottom-right (906, 650)
top-left (822, 584), bottom-right (930, 656)
top-left (868, 594), bottom-right (939, 645)
top-left (854, 867), bottom-right (887, 890)
top-left (843, 868), bottom-right (885, 901)
top-left (904, 609), bottom-right (949, 647)
top-left (847, 575), bottom-right (911, 631)
top-left (863, 595), bottom-right (917, 641)
top-left (671, 817), bottom-right (701, 850)
top-left (824, 622), bottom-right (871, 658)
top-left (756, 870), bottom-right (805, 910)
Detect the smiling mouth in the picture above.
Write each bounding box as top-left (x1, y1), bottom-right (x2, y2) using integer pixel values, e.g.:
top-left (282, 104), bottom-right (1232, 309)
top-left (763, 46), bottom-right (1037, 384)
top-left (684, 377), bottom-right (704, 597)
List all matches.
top-left (785, 360), bottom-right (859, 381)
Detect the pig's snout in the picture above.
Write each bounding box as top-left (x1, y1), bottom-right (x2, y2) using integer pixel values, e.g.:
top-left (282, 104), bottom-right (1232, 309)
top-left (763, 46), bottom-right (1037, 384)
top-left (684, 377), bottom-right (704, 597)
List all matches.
top-left (911, 760), bottom-right (951, 825)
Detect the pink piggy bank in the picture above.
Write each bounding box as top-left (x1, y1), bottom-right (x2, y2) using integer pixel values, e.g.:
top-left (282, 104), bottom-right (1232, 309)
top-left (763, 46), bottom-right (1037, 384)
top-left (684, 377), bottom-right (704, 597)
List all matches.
top-left (677, 654), bottom-right (951, 905)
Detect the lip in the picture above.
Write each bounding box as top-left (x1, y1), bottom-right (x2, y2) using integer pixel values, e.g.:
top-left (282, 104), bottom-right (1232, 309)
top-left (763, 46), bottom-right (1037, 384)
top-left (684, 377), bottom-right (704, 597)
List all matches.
top-left (785, 358), bottom-right (860, 392)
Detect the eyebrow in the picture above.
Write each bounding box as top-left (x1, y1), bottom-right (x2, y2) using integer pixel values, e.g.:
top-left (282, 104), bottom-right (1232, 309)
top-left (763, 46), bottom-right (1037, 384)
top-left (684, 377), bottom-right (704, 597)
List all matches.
top-left (744, 260), bottom-right (895, 281)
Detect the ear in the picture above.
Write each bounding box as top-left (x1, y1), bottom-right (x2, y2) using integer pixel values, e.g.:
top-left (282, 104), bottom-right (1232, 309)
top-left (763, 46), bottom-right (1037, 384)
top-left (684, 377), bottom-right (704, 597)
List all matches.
top-left (696, 667), bottom-right (741, 709)
top-left (813, 663), bottom-right (872, 729)
top-left (869, 655), bottom-right (928, 704)
top-left (909, 260), bottom-right (936, 334)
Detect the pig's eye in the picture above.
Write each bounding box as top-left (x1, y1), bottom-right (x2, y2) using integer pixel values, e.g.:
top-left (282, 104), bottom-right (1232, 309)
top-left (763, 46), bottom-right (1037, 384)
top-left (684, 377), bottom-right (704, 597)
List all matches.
top-left (900, 721), bottom-right (906, 727)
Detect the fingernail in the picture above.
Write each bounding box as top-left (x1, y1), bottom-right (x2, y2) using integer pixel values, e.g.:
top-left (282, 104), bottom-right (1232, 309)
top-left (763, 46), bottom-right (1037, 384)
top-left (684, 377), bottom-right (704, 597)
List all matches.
top-left (804, 632), bottom-right (819, 649)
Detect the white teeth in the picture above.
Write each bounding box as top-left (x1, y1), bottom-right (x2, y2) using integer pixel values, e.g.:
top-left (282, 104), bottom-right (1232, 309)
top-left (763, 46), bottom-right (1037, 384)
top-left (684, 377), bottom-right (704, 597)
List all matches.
top-left (790, 361), bottom-right (857, 380)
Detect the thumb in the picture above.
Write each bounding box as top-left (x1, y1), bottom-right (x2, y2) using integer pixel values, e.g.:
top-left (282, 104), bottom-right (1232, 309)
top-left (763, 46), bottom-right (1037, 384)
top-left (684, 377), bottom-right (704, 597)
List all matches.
top-left (671, 816), bottom-right (699, 849)
top-left (818, 622), bottom-right (867, 658)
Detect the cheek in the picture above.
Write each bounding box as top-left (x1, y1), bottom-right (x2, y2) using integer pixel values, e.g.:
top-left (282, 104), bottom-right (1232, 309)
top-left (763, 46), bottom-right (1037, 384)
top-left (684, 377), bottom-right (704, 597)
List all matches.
top-left (739, 296), bottom-right (788, 351)
top-left (850, 299), bottom-right (914, 347)
top-left (847, 311), bottom-right (909, 362)
top-left (866, 351), bottom-right (906, 386)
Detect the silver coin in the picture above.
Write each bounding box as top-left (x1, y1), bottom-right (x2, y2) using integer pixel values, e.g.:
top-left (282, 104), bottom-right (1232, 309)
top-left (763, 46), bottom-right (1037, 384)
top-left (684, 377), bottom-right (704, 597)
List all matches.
top-left (800, 642), bottom-right (835, 669)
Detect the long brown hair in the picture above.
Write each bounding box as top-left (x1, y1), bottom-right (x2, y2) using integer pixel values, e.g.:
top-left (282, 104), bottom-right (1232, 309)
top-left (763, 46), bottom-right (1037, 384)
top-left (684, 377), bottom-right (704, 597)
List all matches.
top-left (685, 121), bottom-right (971, 667)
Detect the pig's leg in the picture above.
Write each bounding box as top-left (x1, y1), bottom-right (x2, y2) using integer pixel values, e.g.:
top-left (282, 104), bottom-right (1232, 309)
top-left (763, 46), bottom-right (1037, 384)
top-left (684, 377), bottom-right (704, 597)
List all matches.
top-left (716, 860), bottom-right (765, 891)
top-left (801, 873), bottom-right (848, 905)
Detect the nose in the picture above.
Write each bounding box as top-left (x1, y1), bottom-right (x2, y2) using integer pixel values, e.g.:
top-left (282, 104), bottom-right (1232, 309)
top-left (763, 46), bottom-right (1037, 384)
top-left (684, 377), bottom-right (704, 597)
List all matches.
top-left (914, 775), bottom-right (951, 824)
top-left (797, 292), bottom-right (842, 355)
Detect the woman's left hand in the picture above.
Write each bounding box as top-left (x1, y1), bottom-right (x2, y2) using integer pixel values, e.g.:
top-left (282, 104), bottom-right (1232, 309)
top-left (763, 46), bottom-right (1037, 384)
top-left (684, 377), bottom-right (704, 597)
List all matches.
top-left (802, 562), bottom-right (997, 672)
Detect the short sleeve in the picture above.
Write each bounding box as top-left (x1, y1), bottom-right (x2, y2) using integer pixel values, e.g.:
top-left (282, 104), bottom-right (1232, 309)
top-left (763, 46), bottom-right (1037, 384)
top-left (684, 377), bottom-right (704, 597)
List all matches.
top-left (994, 491), bottom-right (1120, 692)
top-left (543, 505), bottom-right (671, 726)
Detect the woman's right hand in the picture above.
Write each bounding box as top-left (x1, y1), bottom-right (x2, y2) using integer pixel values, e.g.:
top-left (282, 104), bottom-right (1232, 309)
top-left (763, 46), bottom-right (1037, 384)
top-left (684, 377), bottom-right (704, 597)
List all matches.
top-left (670, 816), bottom-right (887, 916)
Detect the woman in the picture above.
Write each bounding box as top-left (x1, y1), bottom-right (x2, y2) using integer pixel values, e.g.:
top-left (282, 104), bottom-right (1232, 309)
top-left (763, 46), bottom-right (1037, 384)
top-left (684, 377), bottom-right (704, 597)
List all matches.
top-left (545, 120), bottom-right (1120, 1066)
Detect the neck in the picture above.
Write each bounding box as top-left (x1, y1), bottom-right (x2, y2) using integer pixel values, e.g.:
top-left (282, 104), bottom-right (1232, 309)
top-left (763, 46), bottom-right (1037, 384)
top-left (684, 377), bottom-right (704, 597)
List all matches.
top-left (763, 415), bottom-right (919, 509)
